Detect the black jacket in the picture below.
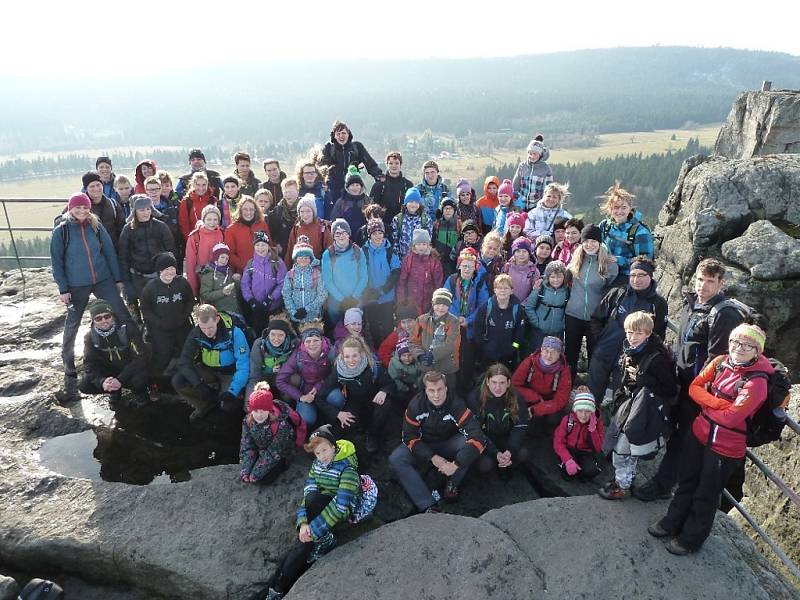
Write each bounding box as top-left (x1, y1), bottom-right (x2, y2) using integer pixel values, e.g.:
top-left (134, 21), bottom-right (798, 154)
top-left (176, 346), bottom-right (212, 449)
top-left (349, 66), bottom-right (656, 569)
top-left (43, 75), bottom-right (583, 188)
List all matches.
top-left (266, 201), bottom-right (297, 254)
top-left (139, 276), bottom-right (195, 331)
top-left (466, 390), bottom-right (528, 456)
top-left (319, 135), bottom-right (382, 183)
top-left (90, 195), bottom-right (126, 248)
top-left (317, 361), bottom-right (394, 423)
top-left (370, 172), bottom-right (414, 222)
top-left (473, 295), bottom-right (526, 363)
top-left (83, 323), bottom-right (146, 388)
top-left (261, 172), bottom-right (287, 204)
top-left (118, 218), bottom-right (175, 278)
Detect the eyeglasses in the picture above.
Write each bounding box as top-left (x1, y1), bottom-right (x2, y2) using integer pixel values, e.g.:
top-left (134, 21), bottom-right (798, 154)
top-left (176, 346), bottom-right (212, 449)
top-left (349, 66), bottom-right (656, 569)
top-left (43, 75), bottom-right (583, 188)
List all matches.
top-left (146, 187), bottom-right (161, 193)
top-left (729, 339), bottom-right (757, 352)
top-left (93, 313), bottom-right (113, 323)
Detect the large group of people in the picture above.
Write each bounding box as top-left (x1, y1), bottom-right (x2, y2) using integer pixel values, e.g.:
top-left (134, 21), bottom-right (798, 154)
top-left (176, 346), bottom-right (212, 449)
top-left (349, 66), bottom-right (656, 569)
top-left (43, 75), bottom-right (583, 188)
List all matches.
top-left (49, 122), bottom-right (779, 599)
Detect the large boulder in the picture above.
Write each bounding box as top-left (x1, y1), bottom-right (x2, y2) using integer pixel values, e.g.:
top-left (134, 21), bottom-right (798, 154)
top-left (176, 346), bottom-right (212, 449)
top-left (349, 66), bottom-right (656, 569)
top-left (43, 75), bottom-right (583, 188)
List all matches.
top-left (715, 90), bottom-right (800, 159)
top-left (722, 220), bottom-right (800, 280)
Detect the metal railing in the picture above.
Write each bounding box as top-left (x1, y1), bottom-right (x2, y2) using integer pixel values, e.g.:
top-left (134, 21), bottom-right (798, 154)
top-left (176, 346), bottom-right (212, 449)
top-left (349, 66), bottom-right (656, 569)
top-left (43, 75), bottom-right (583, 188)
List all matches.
top-left (0, 197), bottom-right (63, 264)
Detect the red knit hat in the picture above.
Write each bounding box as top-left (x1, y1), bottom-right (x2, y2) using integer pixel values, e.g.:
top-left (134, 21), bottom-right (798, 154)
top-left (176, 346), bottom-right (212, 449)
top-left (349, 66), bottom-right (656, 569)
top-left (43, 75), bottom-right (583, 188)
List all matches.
top-left (457, 247), bottom-right (480, 268)
top-left (248, 388), bottom-right (275, 413)
top-left (507, 212), bottom-right (527, 230)
top-left (211, 242), bottom-right (230, 262)
top-left (498, 179), bottom-right (513, 198)
top-left (68, 193), bottom-right (91, 210)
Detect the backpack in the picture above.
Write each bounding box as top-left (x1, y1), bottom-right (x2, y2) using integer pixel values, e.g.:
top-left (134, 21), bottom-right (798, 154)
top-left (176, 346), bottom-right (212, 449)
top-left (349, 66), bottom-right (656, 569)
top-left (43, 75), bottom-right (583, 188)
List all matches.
top-left (481, 297), bottom-right (519, 342)
top-left (600, 218), bottom-right (647, 249)
top-left (288, 266), bottom-right (321, 290)
top-left (707, 297), bottom-right (761, 330)
top-left (525, 353), bottom-right (565, 392)
top-left (326, 242), bottom-right (362, 275)
top-left (19, 579), bottom-right (64, 600)
top-left (53, 214), bottom-right (104, 255)
top-left (219, 310), bottom-right (257, 347)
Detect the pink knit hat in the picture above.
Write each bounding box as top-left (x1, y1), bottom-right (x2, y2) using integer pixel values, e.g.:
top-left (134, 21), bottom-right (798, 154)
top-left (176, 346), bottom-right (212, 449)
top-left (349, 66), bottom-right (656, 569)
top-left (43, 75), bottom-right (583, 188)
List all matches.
top-left (67, 193), bottom-right (91, 210)
top-left (498, 179), bottom-right (513, 198)
top-left (507, 212), bottom-right (527, 230)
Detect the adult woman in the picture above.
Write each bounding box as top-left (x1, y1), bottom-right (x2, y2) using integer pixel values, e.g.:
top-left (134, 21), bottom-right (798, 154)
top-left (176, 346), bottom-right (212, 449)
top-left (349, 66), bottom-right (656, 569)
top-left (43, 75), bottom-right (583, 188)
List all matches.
top-left (512, 336), bottom-right (572, 433)
top-left (179, 172), bottom-right (230, 242)
top-left (597, 183), bottom-right (654, 286)
top-left (50, 193), bottom-right (132, 403)
top-left (468, 364), bottom-right (530, 478)
top-left (224, 196), bottom-right (270, 274)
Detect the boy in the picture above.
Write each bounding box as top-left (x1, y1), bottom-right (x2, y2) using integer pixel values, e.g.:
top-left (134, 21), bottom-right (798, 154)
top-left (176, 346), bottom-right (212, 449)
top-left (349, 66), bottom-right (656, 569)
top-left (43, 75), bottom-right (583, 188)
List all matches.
top-left (432, 197), bottom-right (461, 277)
top-left (221, 176), bottom-right (244, 214)
top-left (409, 288), bottom-right (462, 389)
top-left (267, 178), bottom-right (300, 255)
top-left (114, 175), bottom-right (134, 220)
top-left (473, 273), bottom-right (525, 370)
top-left (262, 159), bottom-right (287, 205)
top-left (370, 151), bottom-right (414, 225)
top-left (330, 165), bottom-right (370, 236)
top-left (416, 160), bottom-right (449, 223)
top-left (233, 151), bottom-right (261, 196)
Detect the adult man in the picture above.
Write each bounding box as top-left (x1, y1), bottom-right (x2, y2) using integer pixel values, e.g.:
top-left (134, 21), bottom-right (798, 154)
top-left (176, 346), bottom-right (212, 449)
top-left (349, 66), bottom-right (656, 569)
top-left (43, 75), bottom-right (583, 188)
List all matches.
top-left (94, 156), bottom-right (120, 203)
top-left (175, 149), bottom-right (222, 199)
top-left (232, 151), bottom-right (261, 196)
top-left (635, 258), bottom-right (746, 501)
top-left (172, 304), bottom-right (250, 421)
top-left (369, 151), bottom-right (413, 225)
top-left (77, 299), bottom-right (149, 408)
top-left (261, 159), bottom-right (287, 205)
top-left (586, 256), bottom-right (668, 403)
top-left (389, 371), bottom-right (486, 512)
top-left (82, 170), bottom-right (126, 248)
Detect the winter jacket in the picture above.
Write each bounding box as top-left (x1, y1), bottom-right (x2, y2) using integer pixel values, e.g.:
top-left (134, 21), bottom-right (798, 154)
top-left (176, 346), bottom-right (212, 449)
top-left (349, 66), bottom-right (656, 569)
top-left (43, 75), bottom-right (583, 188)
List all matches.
top-left (456, 196), bottom-right (483, 233)
top-left (178, 190), bottom-right (229, 241)
top-left (523, 200), bottom-right (572, 239)
top-left (284, 218), bottom-right (332, 266)
top-left (176, 169), bottom-right (222, 200)
top-left (199, 265), bottom-right (242, 316)
top-left (402, 388), bottom-right (486, 462)
top-left (266, 200), bottom-right (299, 256)
top-left (239, 399), bottom-right (303, 482)
top-left (50, 217), bottom-right (121, 293)
top-left (479, 255), bottom-right (505, 295)
top-left (330, 191), bottom-right (369, 237)
top-left (241, 254), bottom-right (287, 305)
top-left (512, 351), bottom-right (572, 417)
top-left (512, 150), bottom-right (554, 211)
top-left (409, 311), bottom-right (461, 375)
top-left (391, 209), bottom-right (431, 260)
top-left (378, 327), bottom-right (409, 368)
top-left (224, 219), bottom-right (271, 274)
top-left (153, 192), bottom-right (181, 249)
top-left (276, 338), bottom-right (334, 402)
top-left (246, 335), bottom-right (298, 397)
top-left (319, 130), bottom-right (382, 185)
top-left (88, 195), bottom-right (126, 248)
top-left (118, 218), bottom-right (175, 278)
top-left (234, 169), bottom-right (262, 197)
top-left (134, 159), bottom-right (157, 194)
top-left (139, 276), bottom-right (194, 331)
top-left (476, 176), bottom-right (500, 233)
top-left (364, 239), bottom-right (401, 304)
top-left (317, 359), bottom-right (393, 423)
top-left (503, 260), bottom-right (539, 304)
top-left (689, 354), bottom-right (772, 459)
top-left (525, 283), bottom-right (569, 336)
top-left (473, 295), bottom-right (526, 364)
top-left (397, 248), bottom-right (444, 319)
top-left (388, 354), bottom-right (422, 394)
top-left (598, 211), bottom-right (654, 276)
top-left (416, 176), bottom-right (450, 223)
top-left (116, 197), bottom-right (133, 221)
top-left (493, 205), bottom-right (516, 236)
top-left (175, 313), bottom-right (250, 396)
top-left (261, 171), bottom-right (286, 205)
top-left (184, 225), bottom-right (225, 296)
top-left (282, 262), bottom-right (327, 324)
top-left (299, 181), bottom-right (326, 221)
top-left (466, 390), bottom-right (529, 457)
top-left (552, 240), bottom-right (576, 265)
top-left (443, 271), bottom-right (490, 341)
top-left (321, 243), bottom-right (369, 312)
top-left (553, 411), bottom-right (605, 464)
top-left (450, 239), bottom-right (483, 270)
top-left (296, 439), bottom-right (361, 540)
top-left (565, 254), bottom-right (618, 321)
top-left (370, 172), bottom-right (414, 223)
top-left (83, 322), bottom-right (146, 388)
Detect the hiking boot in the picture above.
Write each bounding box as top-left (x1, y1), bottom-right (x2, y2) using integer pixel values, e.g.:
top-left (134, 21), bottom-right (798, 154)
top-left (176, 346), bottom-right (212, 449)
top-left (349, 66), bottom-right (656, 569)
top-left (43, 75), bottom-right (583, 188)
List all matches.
top-left (308, 531), bottom-right (336, 563)
top-left (188, 397), bottom-right (215, 422)
top-left (598, 480), bottom-right (631, 500)
top-left (633, 479), bottom-right (673, 502)
top-left (444, 480), bottom-right (460, 503)
top-left (666, 537), bottom-right (694, 556)
top-left (55, 375), bottom-right (80, 405)
top-left (108, 390), bottom-right (123, 409)
top-left (365, 432), bottom-right (380, 454)
top-left (647, 521), bottom-right (673, 538)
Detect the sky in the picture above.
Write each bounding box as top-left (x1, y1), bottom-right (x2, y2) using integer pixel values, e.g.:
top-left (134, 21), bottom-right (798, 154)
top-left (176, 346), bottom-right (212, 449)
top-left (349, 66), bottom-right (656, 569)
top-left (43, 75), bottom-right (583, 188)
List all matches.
top-left (2, 0), bottom-right (798, 78)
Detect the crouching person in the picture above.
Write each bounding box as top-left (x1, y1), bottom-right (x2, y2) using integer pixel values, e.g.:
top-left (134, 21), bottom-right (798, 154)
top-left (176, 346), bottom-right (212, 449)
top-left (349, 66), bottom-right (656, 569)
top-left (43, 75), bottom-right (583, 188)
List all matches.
top-left (553, 390), bottom-right (605, 481)
top-left (389, 371), bottom-right (486, 511)
top-left (172, 304), bottom-right (250, 421)
top-left (79, 299), bottom-right (149, 408)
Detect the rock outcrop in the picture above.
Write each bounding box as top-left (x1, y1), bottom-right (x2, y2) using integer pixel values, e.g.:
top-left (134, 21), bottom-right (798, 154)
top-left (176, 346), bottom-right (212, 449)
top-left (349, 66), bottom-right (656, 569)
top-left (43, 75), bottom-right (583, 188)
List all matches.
top-left (715, 90), bottom-right (800, 158)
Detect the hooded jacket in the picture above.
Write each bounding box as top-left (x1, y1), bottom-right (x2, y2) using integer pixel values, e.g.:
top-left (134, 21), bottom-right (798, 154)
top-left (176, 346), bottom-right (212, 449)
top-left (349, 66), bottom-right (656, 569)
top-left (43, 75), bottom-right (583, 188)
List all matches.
top-left (184, 225), bottom-right (225, 296)
top-left (276, 337), bottom-right (334, 402)
top-left (319, 125), bottom-right (382, 184)
top-left (565, 253), bottom-right (618, 321)
top-left (443, 270), bottom-right (490, 341)
top-left (282, 261), bottom-right (327, 323)
top-left (199, 264), bottom-right (242, 316)
top-left (473, 295), bottom-right (526, 363)
top-left (476, 176), bottom-right (501, 233)
top-left (134, 159), bottom-right (158, 194)
top-left (83, 322), bottom-right (146, 389)
top-left (524, 282), bottom-right (569, 336)
top-left (397, 250), bottom-right (444, 317)
top-left (598, 211), bottom-right (655, 276)
top-left (239, 399), bottom-right (304, 481)
top-left (503, 259), bottom-right (539, 304)
top-left (512, 351), bottom-right (572, 417)
top-left (321, 243), bottom-right (369, 309)
top-left (391, 208), bottom-right (431, 260)
top-left (50, 217), bottom-right (121, 293)
top-left (416, 175), bottom-right (450, 223)
top-left (224, 218), bottom-right (271, 274)
top-left (524, 199), bottom-right (572, 239)
top-left (512, 149), bottom-right (554, 211)
top-left (118, 217), bottom-right (175, 278)
top-left (553, 411), bottom-right (605, 464)
top-left (466, 390), bottom-right (529, 457)
top-left (409, 311), bottom-right (461, 375)
top-left (370, 172), bottom-right (414, 223)
top-left (241, 253), bottom-right (287, 304)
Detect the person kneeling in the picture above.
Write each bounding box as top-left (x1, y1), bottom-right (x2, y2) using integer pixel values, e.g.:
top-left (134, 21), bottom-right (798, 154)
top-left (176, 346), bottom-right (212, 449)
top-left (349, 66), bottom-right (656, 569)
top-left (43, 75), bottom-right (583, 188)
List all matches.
top-left (553, 390), bottom-right (605, 481)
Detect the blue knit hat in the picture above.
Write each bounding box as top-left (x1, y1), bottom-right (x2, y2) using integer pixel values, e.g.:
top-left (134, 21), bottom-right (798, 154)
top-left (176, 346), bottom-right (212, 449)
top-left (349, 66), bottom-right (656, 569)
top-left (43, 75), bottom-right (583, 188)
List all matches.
top-left (404, 187), bottom-right (422, 205)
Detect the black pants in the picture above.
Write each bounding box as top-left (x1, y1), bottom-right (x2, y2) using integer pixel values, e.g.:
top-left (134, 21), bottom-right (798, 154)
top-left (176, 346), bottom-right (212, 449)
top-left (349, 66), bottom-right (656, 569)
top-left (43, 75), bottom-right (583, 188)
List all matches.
top-left (364, 301), bottom-right (395, 348)
top-left (564, 315), bottom-right (596, 380)
top-left (273, 491), bottom-right (333, 594)
top-left (560, 450), bottom-right (602, 481)
top-left (147, 324), bottom-right (192, 378)
top-left (654, 388), bottom-right (700, 492)
top-left (476, 441), bottom-right (530, 473)
top-left (78, 367), bottom-right (149, 395)
top-left (658, 434), bottom-right (742, 550)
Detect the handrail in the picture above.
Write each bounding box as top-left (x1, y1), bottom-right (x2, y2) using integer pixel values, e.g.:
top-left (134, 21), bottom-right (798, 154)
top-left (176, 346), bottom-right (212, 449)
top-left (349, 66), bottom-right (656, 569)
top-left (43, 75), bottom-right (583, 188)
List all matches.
top-left (0, 198), bottom-right (60, 268)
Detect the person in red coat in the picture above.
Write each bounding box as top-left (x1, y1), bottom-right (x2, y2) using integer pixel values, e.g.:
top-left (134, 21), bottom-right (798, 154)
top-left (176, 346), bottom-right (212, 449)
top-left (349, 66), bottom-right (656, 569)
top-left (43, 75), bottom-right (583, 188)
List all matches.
top-left (377, 304), bottom-right (419, 368)
top-left (553, 390), bottom-right (604, 481)
top-left (179, 172), bottom-right (227, 242)
top-left (396, 229), bottom-right (444, 317)
top-left (512, 336), bottom-right (572, 433)
top-left (284, 193), bottom-right (332, 267)
top-left (224, 196), bottom-right (271, 274)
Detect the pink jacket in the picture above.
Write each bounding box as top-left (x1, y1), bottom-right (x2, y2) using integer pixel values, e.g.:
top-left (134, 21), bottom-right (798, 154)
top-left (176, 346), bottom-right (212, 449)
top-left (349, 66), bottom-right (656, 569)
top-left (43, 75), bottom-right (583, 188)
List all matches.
top-left (503, 260), bottom-right (539, 304)
top-left (553, 411), bottom-right (605, 464)
top-left (185, 226), bottom-right (224, 296)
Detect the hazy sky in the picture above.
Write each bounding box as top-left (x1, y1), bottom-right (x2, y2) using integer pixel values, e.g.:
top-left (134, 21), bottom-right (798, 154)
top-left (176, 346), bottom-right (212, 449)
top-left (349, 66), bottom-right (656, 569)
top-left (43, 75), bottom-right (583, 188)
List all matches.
top-left (3, 0), bottom-right (798, 78)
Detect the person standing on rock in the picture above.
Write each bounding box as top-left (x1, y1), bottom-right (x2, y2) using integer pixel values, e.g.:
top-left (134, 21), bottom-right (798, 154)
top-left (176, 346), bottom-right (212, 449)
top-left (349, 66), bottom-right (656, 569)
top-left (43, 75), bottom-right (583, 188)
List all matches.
top-left (175, 148), bottom-right (222, 200)
top-left (51, 192), bottom-right (134, 404)
top-left (81, 170), bottom-right (126, 250)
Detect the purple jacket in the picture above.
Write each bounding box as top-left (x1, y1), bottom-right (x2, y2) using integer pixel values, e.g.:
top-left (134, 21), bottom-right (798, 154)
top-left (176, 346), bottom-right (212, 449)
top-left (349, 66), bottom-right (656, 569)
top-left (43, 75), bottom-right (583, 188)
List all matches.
top-left (241, 254), bottom-right (287, 303)
top-left (503, 260), bottom-right (540, 304)
top-left (275, 337), bottom-right (333, 401)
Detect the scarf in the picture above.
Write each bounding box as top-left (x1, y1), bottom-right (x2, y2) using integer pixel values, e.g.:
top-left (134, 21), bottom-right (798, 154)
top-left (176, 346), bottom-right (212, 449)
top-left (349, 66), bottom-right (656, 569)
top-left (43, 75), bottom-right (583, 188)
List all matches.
top-left (623, 338), bottom-right (649, 356)
top-left (538, 354), bottom-right (562, 374)
top-left (455, 276), bottom-right (473, 317)
top-left (94, 323), bottom-right (116, 338)
top-left (336, 354), bottom-right (369, 379)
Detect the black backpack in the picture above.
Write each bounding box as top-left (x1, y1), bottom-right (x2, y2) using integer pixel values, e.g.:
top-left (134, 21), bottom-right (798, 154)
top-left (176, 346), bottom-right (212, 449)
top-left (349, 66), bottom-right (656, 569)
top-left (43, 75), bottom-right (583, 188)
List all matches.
top-left (19, 579), bottom-right (64, 600)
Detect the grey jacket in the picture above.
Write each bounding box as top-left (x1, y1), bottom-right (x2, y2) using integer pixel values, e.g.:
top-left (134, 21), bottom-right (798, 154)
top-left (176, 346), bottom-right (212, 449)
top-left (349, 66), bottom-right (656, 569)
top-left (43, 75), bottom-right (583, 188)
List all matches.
top-left (565, 254), bottom-right (618, 321)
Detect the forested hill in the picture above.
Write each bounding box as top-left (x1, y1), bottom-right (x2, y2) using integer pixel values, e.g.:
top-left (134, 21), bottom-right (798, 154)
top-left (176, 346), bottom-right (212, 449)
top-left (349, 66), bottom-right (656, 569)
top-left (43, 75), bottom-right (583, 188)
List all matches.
top-left (2, 47), bottom-right (799, 153)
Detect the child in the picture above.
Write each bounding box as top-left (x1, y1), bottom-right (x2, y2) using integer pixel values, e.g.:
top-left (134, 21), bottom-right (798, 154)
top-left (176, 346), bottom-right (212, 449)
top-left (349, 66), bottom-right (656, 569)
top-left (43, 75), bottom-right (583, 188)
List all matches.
top-left (599, 311), bottom-right (677, 501)
top-left (450, 219), bottom-right (482, 268)
top-left (153, 172), bottom-right (182, 262)
top-left (417, 159), bottom-right (449, 223)
top-left (134, 159), bottom-right (157, 194)
top-left (387, 340), bottom-right (421, 400)
top-left (501, 211), bottom-right (527, 257)
top-left (523, 182), bottom-right (572, 239)
top-left (504, 236), bottom-right (539, 304)
top-left (432, 196), bottom-right (461, 277)
top-left (553, 217), bottom-right (584, 265)
top-left (409, 288), bottom-right (462, 388)
top-left (246, 317), bottom-right (298, 397)
top-left (179, 171), bottom-right (224, 243)
top-left (330, 165), bottom-right (370, 237)
top-left (396, 229), bottom-right (443, 318)
top-left (320, 219), bottom-right (368, 324)
top-left (185, 204), bottom-right (224, 296)
top-left (242, 231), bottom-right (287, 334)
top-left (199, 242), bottom-right (243, 318)
top-left (454, 178), bottom-right (482, 231)
top-left (284, 193), bottom-right (332, 265)
top-left (473, 274), bottom-right (526, 370)
top-left (533, 234), bottom-right (554, 277)
top-left (361, 218), bottom-right (401, 343)
top-left (354, 203), bottom-right (385, 248)
top-left (254, 188), bottom-right (275, 218)
top-left (553, 390), bottom-right (604, 481)
top-left (332, 307), bottom-right (376, 353)
top-left (222, 175), bottom-right (244, 214)
top-left (525, 260), bottom-right (569, 351)
top-left (282, 236), bottom-right (327, 326)
top-left (598, 182), bottom-right (654, 286)
top-left (552, 217), bottom-right (567, 250)
top-left (391, 187), bottom-right (431, 260)
top-left (513, 136), bottom-right (554, 212)
top-left (479, 231), bottom-right (506, 294)
top-left (476, 175), bottom-right (500, 233)
top-left (493, 179), bottom-right (516, 235)
top-left (377, 304), bottom-right (418, 368)
top-left (239, 384), bottom-right (306, 485)
top-left (114, 174), bottom-right (134, 220)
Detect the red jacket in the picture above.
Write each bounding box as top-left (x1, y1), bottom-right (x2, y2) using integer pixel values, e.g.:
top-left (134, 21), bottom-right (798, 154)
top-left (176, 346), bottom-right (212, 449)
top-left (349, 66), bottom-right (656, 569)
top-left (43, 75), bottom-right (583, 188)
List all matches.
top-left (553, 411), bottom-right (605, 464)
top-left (179, 191), bottom-right (216, 241)
top-left (184, 225), bottom-right (224, 296)
top-left (397, 251), bottom-right (444, 317)
top-left (689, 354), bottom-right (772, 459)
top-left (512, 351), bottom-right (572, 417)
top-left (378, 328), bottom-right (402, 368)
top-left (284, 219), bottom-right (332, 267)
top-left (134, 159), bottom-right (157, 194)
top-left (224, 220), bottom-right (271, 274)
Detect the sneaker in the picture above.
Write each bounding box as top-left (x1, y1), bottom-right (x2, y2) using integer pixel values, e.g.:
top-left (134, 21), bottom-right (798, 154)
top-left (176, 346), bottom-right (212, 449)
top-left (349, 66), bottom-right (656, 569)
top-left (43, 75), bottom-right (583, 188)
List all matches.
top-left (647, 521), bottom-right (673, 538)
top-left (444, 480), bottom-right (460, 503)
top-left (598, 480), bottom-right (631, 500)
top-left (666, 537), bottom-right (694, 556)
top-left (633, 479), bottom-right (673, 502)
top-left (308, 531), bottom-right (336, 563)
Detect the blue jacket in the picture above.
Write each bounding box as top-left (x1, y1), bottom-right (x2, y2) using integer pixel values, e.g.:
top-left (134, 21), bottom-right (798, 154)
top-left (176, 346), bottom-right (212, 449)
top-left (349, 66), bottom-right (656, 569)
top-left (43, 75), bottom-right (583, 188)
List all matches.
top-left (321, 243), bottom-right (368, 308)
top-left (599, 211), bottom-right (654, 276)
top-left (416, 176), bottom-right (449, 223)
top-left (364, 239), bottom-right (401, 304)
top-left (524, 283), bottom-right (570, 336)
top-left (443, 270), bottom-right (490, 341)
top-left (299, 182), bottom-right (327, 220)
top-left (50, 217), bottom-right (121, 293)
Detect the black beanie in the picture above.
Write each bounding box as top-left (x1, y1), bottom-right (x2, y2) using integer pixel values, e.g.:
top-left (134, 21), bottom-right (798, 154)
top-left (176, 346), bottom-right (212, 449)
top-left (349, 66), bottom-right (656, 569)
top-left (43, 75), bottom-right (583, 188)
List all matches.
top-left (396, 304), bottom-right (418, 321)
top-left (154, 252), bottom-right (177, 272)
top-left (309, 424), bottom-right (337, 446)
top-left (264, 318), bottom-right (292, 339)
top-left (95, 156), bottom-right (112, 168)
top-left (580, 224), bottom-right (603, 243)
top-left (82, 170), bottom-right (102, 189)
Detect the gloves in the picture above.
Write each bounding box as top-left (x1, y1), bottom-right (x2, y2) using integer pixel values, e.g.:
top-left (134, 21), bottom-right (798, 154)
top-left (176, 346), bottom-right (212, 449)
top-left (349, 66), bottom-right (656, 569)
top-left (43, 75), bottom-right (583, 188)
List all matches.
top-left (195, 383), bottom-right (217, 403)
top-left (419, 352), bottom-right (434, 366)
top-left (588, 413), bottom-right (598, 433)
top-left (339, 296), bottom-right (358, 311)
top-left (294, 308), bottom-right (308, 320)
top-left (218, 391), bottom-right (240, 414)
top-left (565, 459), bottom-right (580, 476)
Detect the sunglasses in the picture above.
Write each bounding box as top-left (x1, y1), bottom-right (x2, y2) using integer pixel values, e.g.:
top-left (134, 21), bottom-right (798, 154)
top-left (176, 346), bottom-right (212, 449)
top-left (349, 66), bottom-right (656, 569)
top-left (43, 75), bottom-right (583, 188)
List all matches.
top-left (93, 313), bottom-right (113, 323)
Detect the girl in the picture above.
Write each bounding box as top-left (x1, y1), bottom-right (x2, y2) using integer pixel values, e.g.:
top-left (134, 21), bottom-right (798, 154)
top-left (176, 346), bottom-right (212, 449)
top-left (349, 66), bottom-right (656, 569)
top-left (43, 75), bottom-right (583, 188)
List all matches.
top-left (377, 304), bottom-right (418, 368)
top-left (553, 217), bottom-right (584, 265)
top-left (282, 237), bottom-right (327, 326)
top-left (524, 182), bottom-right (572, 239)
top-left (330, 165), bottom-right (370, 237)
top-left (525, 260), bottom-right (569, 351)
top-left (333, 307), bottom-right (376, 354)
top-left (449, 220), bottom-right (482, 268)
top-left (479, 231), bottom-right (505, 294)
top-left (553, 390), bottom-right (605, 481)
top-left (239, 384), bottom-right (305, 485)
top-left (391, 187), bottom-right (431, 261)
top-left (501, 211), bottom-right (527, 258)
top-left (512, 336), bottom-right (572, 433)
top-left (113, 174), bottom-right (135, 220)
top-left (320, 219), bottom-right (368, 324)
top-left (246, 317), bottom-right (298, 397)
top-left (242, 231), bottom-right (287, 334)
top-left (533, 234), bottom-right (554, 277)
top-left (564, 224), bottom-right (618, 378)
top-left (254, 188), bottom-right (275, 218)
top-left (354, 203), bottom-right (385, 248)
top-left (598, 182), bottom-right (654, 286)
top-left (134, 159), bottom-right (157, 194)
top-left (199, 242), bottom-right (243, 318)
top-left (493, 179), bottom-right (516, 235)
top-left (387, 340), bottom-right (421, 400)
top-left (318, 336), bottom-right (393, 454)
top-left (504, 237), bottom-right (539, 305)
top-left (396, 229), bottom-right (443, 318)
top-left (179, 171), bottom-right (229, 243)
top-left (224, 195), bottom-right (270, 274)
top-left (185, 204), bottom-right (225, 297)
top-left (454, 178), bottom-right (482, 231)
top-left (284, 193), bottom-right (332, 266)
top-left (276, 321), bottom-right (333, 427)
top-left (432, 197), bottom-right (461, 277)
top-left (222, 176), bottom-right (244, 214)
top-left (473, 274), bottom-right (526, 370)
top-left (468, 364), bottom-right (530, 478)
top-left (361, 218), bottom-right (401, 343)
top-left (476, 175), bottom-right (500, 233)
top-left (512, 136), bottom-right (554, 212)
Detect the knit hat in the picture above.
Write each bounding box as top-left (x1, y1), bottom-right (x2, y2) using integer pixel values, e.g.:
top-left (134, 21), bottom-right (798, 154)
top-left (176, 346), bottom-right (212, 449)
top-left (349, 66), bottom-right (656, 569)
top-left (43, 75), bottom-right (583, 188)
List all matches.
top-left (154, 252), bottom-right (177, 272)
top-left (265, 317), bottom-right (292, 339)
top-left (541, 336), bottom-right (563, 352)
top-left (456, 178), bottom-right (471, 196)
top-left (630, 258), bottom-right (655, 277)
top-left (344, 307), bottom-right (363, 326)
top-left (345, 165), bottom-right (363, 188)
top-left (201, 204), bottom-right (221, 222)
top-left (439, 196), bottom-right (457, 212)
top-left (309, 424), bottom-right (337, 446)
top-left (67, 192), bottom-right (91, 210)
top-left (396, 304), bottom-right (418, 321)
top-left (580, 224), bottom-right (602, 243)
top-left (296, 193), bottom-right (318, 218)
top-left (396, 340), bottom-right (412, 358)
top-left (729, 323), bottom-right (766, 353)
top-left (188, 148), bottom-right (206, 161)
top-left (95, 156), bottom-right (112, 168)
top-left (132, 194), bottom-right (151, 212)
top-left (88, 298), bottom-right (114, 319)
top-left (331, 218), bottom-right (351, 237)
top-left (212, 242), bottom-right (230, 262)
top-left (252, 230), bottom-right (270, 245)
top-left (367, 218), bottom-right (385, 236)
top-left (222, 175), bottom-right (239, 188)
top-left (457, 247), bottom-right (480, 268)
top-left (412, 228), bottom-right (431, 245)
top-left (572, 391), bottom-right (596, 413)
top-left (82, 171), bottom-right (102, 189)
top-left (535, 234), bottom-right (555, 250)
top-left (507, 212), bottom-right (527, 230)
top-left (292, 237), bottom-right (315, 261)
top-left (431, 287), bottom-right (453, 307)
top-left (511, 236), bottom-right (533, 257)
top-left (527, 139), bottom-right (545, 156)
top-left (300, 320), bottom-right (324, 340)
top-left (248, 388), bottom-right (275, 413)
top-left (544, 260), bottom-right (567, 279)
top-left (461, 220), bottom-right (479, 236)
top-left (404, 187), bottom-right (422, 205)
top-left (498, 179), bottom-right (513, 198)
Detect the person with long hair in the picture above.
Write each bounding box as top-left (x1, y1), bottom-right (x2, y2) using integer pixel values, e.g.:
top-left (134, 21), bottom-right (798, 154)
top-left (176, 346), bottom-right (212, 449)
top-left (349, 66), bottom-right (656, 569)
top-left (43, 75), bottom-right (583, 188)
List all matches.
top-left (224, 195), bottom-right (270, 274)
